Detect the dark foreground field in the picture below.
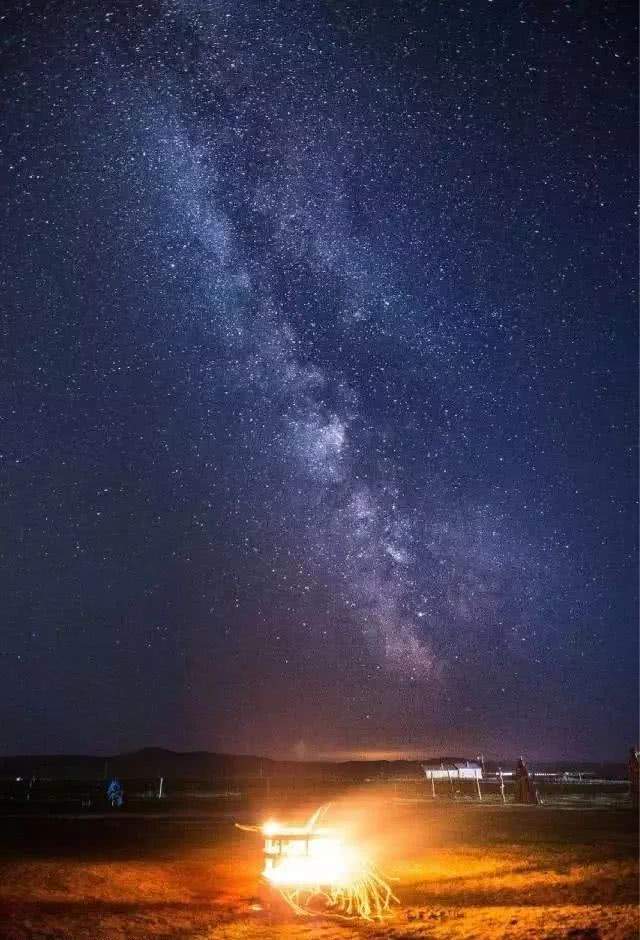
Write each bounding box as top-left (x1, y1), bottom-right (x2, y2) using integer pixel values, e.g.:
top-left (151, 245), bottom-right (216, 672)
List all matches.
top-left (0, 796), bottom-right (637, 939)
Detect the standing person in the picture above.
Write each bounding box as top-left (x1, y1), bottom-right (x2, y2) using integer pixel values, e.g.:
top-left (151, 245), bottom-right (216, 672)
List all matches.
top-left (107, 778), bottom-right (124, 808)
top-left (628, 747), bottom-right (639, 809)
top-left (527, 771), bottom-right (541, 805)
top-left (514, 757), bottom-right (529, 803)
top-left (514, 757), bottom-right (539, 804)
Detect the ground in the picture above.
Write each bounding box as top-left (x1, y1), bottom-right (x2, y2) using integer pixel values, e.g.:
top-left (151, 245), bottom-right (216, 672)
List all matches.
top-left (0, 796), bottom-right (637, 939)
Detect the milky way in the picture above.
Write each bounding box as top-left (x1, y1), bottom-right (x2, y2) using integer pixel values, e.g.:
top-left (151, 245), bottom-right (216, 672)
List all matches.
top-left (2, 0), bottom-right (636, 759)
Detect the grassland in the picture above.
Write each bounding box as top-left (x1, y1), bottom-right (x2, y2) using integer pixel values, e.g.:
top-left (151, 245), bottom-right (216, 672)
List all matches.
top-left (0, 792), bottom-right (636, 939)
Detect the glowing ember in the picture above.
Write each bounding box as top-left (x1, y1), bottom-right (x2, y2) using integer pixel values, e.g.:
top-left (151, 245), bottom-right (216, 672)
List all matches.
top-left (237, 804), bottom-right (397, 920)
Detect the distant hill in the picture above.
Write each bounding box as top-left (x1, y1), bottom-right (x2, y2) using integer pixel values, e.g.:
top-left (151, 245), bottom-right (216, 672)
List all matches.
top-left (0, 748), bottom-right (627, 781)
top-left (0, 748), bottom-right (422, 781)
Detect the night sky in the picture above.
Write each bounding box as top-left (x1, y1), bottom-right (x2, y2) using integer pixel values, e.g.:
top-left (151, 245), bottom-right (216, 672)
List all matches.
top-left (2, 1), bottom-right (637, 761)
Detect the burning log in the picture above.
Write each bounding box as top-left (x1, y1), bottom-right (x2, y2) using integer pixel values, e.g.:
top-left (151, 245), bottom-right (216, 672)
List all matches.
top-left (237, 804), bottom-right (398, 920)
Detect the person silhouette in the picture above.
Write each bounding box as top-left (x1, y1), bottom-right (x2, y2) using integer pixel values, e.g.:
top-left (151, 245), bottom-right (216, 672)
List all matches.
top-left (628, 747), bottom-right (639, 809)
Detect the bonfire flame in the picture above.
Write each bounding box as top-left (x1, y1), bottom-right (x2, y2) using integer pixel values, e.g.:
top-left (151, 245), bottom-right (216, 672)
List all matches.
top-left (238, 804), bottom-right (397, 920)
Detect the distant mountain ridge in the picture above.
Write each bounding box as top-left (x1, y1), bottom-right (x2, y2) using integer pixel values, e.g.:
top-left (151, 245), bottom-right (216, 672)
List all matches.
top-left (0, 748), bottom-right (627, 781)
top-left (0, 748), bottom-right (421, 781)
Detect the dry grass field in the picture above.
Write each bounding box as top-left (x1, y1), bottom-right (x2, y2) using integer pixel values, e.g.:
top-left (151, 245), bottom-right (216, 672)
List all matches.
top-left (0, 796), bottom-right (637, 939)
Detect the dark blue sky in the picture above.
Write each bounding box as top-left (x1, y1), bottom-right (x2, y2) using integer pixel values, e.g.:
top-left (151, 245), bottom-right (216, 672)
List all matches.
top-left (1, 0), bottom-right (637, 760)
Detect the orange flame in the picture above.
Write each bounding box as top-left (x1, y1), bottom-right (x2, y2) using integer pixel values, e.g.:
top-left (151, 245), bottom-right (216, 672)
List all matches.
top-left (239, 804), bottom-right (397, 920)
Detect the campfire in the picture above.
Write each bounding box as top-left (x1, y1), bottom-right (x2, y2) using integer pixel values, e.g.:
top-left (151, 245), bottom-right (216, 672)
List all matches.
top-left (238, 804), bottom-right (397, 920)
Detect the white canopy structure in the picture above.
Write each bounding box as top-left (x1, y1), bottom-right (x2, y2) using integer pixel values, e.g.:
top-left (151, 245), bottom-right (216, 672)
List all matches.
top-left (422, 758), bottom-right (483, 781)
top-left (422, 758), bottom-right (484, 799)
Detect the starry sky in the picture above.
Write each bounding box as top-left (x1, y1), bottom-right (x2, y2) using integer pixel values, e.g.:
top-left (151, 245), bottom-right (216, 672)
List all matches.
top-left (1, 0), bottom-right (637, 761)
